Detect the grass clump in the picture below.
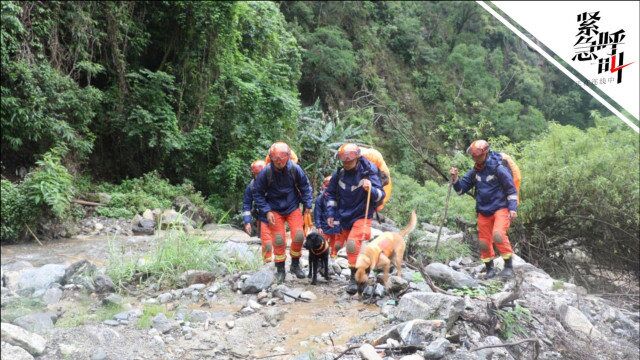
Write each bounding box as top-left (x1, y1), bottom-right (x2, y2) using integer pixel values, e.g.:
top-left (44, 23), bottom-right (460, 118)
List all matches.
top-left (107, 230), bottom-right (261, 290)
top-left (137, 304), bottom-right (173, 329)
top-left (0, 298), bottom-right (46, 323)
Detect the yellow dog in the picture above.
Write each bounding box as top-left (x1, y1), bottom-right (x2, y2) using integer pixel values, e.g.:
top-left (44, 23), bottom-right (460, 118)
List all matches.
top-left (355, 210), bottom-right (417, 296)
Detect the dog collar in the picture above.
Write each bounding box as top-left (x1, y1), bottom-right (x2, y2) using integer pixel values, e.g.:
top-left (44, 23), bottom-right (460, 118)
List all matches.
top-left (312, 240), bottom-right (330, 255)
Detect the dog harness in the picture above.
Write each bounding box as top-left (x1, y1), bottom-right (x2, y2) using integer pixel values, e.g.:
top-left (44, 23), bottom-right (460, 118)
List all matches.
top-left (311, 239), bottom-right (330, 256)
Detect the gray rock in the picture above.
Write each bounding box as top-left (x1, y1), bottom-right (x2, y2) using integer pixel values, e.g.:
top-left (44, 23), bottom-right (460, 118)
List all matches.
top-left (358, 343), bottom-right (382, 360)
top-left (94, 275), bottom-right (115, 294)
top-left (42, 287), bottom-right (63, 305)
top-left (242, 269), bottom-right (274, 294)
top-left (12, 313), bottom-right (56, 334)
top-left (387, 275), bottom-right (409, 293)
top-left (62, 260), bottom-right (97, 292)
top-left (426, 263), bottom-right (478, 289)
top-left (0, 322), bottom-right (46, 355)
top-left (16, 264), bottom-right (67, 293)
top-left (475, 336), bottom-right (512, 359)
top-left (103, 320), bottom-right (119, 326)
top-left (188, 310), bottom-right (210, 323)
top-left (393, 292), bottom-right (465, 330)
top-left (424, 337), bottom-right (450, 359)
top-left (264, 307), bottom-right (287, 326)
top-left (132, 219), bottom-right (156, 235)
top-left (91, 348), bottom-right (108, 360)
top-left (374, 319), bottom-right (447, 346)
top-left (219, 242), bottom-right (259, 263)
top-left (103, 293), bottom-right (123, 306)
top-left (557, 304), bottom-right (602, 339)
top-left (1, 341), bottom-right (34, 360)
top-left (158, 293), bottom-right (173, 304)
top-left (400, 355), bottom-right (425, 360)
top-left (152, 313), bottom-right (175, 334)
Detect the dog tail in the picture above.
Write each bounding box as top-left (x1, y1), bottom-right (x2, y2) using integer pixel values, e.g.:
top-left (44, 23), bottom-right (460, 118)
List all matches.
top-left (400, 210), bottom-right (417, 238)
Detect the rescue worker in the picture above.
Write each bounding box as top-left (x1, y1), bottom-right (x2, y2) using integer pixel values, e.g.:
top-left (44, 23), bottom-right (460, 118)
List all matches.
top-left (449, 140), bottom-right (518, 279)
top-left (325, 143), bottom-right (385, 294)
top-left (242, 160), bottom-right (274, 262)
top-left (313, 175), bottom-right (341, 259)
top-left (253, 142), bottom-right (313, 283)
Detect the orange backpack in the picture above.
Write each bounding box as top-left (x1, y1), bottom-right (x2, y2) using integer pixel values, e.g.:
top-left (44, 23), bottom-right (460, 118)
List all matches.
top-left (499, 153), bottom-right (521, 204)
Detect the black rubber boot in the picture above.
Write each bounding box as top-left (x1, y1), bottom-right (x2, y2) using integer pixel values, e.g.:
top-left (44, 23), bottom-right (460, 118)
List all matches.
top-left (484, 260), bottom-right (497, 279)
top-left (275, 262), bottom-right (286, 284)
top-left (290, 258), bottom-right (306, 279)
top-left (346, 268), bottom-right (358, 295)
top-left (498, 257), bottom-right (515, 278)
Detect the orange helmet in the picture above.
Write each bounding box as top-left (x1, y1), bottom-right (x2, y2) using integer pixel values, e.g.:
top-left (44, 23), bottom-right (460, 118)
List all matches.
top-left (322, 175), bottom-right (332, 188)
top-left (467, 140), bottom-right (489, 157)
top-left (250, 160), bottom-right (266, 176)
top-left (268, 142), bottom-right (291, 167)
top-left (337, 143), bottom-right (360, 162)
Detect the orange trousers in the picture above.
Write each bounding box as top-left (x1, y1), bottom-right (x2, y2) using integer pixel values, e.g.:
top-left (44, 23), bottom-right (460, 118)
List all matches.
top-left (322, 233), bottom-right (339, 258)
top-left (335, 218), bottom-right (372, 267)
top-left (477, 208), bottom-right (513, 262)
top-left (259, 222), bottom-right (274, 263)
top-left (264, 208), bottom-right (305, 263)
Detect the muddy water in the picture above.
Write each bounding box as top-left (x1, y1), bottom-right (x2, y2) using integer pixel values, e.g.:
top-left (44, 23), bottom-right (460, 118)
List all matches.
top-left (281, 292), bottom-right (377, 348)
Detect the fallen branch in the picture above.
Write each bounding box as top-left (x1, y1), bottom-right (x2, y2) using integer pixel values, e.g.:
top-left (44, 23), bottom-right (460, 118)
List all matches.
top-left (25, 225), bottom-right (43, 246)
top-left (471, 337), bottom-right (541, 359)
top-left (255, 353), bottom-right (290, 359)
top-left (281, 291), bottom-right (310, 302)
top-left (407, 256), bottom-right (447, 294)
top-left (72, 198), bottom-right (104, 206)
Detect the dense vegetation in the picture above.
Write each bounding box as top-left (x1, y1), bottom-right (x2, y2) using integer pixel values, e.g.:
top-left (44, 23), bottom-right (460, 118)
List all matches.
top-left (1, 2), bottom-right (638, 286)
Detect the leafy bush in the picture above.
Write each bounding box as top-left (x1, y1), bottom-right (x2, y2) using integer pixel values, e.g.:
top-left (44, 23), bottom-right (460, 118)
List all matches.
top-left (95, 172), bottom-right (214, 219)
top-left (384, 168), bottom-right (476, 229)
top-left (518, 116), bottom-right (639, 274)
top-left (1, 149), bottom-right (74, 242)
top-left (22, 149), bottom-right (74, 218)
top-left (495, 304), bottom-right (532, 339)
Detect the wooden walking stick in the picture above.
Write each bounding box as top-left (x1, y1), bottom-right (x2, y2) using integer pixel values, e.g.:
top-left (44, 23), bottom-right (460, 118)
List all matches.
top-left (362, 184), bottom-right (372, 241)
top-left (435, 181), bottom-right (453, 252)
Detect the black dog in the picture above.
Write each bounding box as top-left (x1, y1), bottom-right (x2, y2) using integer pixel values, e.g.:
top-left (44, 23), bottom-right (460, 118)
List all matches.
top-left (303, 232), bottom-right (330, 285)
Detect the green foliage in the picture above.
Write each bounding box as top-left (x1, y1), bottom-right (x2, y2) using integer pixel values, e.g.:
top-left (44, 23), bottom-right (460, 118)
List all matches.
top-left (95, 172), bottom-right (213, 219)
top-left (425, 240), bottom-right (473, 264)
top-left (296, 99), bottom-right (367, 190)
top-left (23, 149), bottom-right (74, 218)
top-left (518, 116), bottom-right (639, 273)
top-left (385, 169), bottom-right (476, 230)
top-left (1, 149), bottom-right (74, 242)
top-left (495, 304), bottom-right (532, 339)
top-left (451, 280), bottom-right (502, 298)
top-left (0, 297), bottom-right (45, 323)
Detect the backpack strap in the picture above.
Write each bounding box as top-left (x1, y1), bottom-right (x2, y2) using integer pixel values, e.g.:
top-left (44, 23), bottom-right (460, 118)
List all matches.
top-left (266, 162), bottom-right (302, 198)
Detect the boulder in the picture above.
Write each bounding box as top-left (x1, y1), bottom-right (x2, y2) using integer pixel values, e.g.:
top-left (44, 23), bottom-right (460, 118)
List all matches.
top-left (16, 264), bottom-right (67, 293)
top-left (1, 341), bottom-right (34, 360)
top-left (393, 292), bottom-right (465, 330)
top-left (62, 260), bottom-right (97, 292)
top-left (241, 269), bottom-right (274, 294)
top-left (12, 313), bottom-right (56, 334)
top-left (426, 263), bottom-right (479, 289)
top-left (1, 323), bottom-right (46, 355)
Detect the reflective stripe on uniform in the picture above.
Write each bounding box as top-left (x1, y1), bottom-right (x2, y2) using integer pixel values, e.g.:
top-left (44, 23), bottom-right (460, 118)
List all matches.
top-left (507, 194), bottom-right (518, 201)
top-left (242, 211), bottom-right (252, 216)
